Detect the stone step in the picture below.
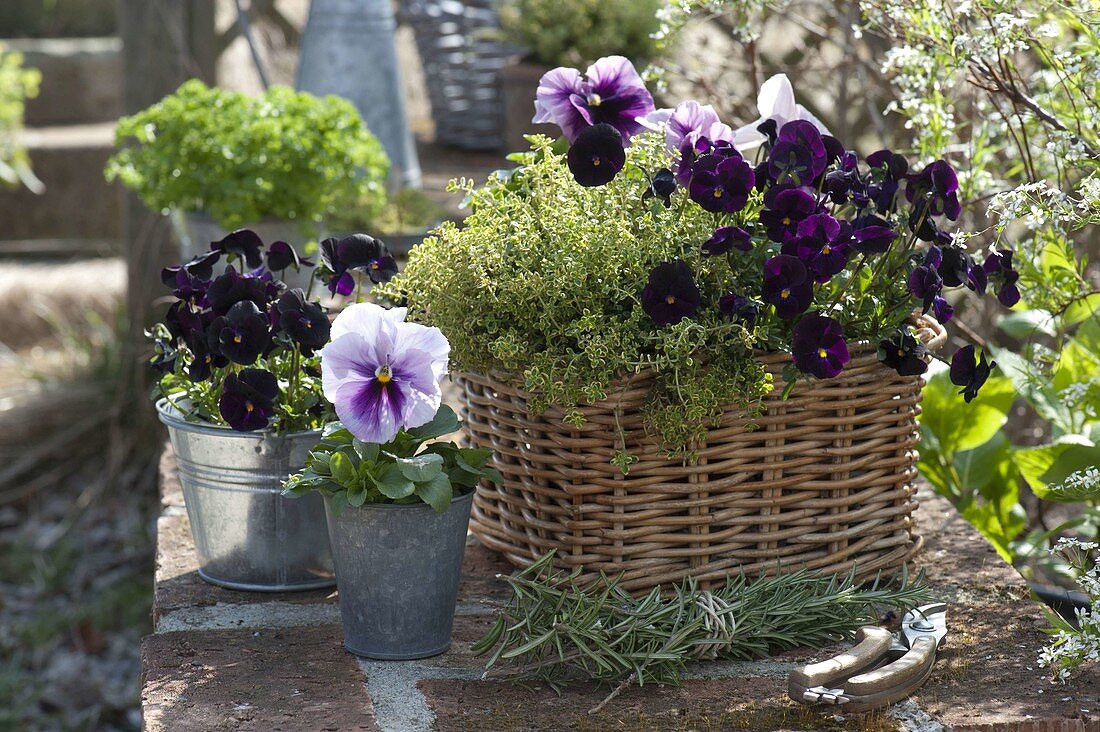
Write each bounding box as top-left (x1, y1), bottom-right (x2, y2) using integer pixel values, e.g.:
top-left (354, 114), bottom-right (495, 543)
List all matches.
top-left (1, 121), bottom-right (120, 242)
top-left (3, 37), bottom-right (122, 127)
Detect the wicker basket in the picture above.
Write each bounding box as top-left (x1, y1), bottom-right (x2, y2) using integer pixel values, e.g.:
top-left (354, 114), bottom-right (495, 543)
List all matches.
top-left (456, 322), bottom-right (946, 593)
top-left (402, 0), bottom-right (520, 150)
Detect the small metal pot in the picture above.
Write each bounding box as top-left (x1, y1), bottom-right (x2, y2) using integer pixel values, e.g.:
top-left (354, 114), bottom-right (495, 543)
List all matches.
top-left (157, 399), bottom-right (335, 592)
top-left (325, 490), bottom-right (473, 659)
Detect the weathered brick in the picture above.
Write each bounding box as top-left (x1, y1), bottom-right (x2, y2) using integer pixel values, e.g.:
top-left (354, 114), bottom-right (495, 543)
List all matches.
top-left (141, 626), bottom-right (377, 731)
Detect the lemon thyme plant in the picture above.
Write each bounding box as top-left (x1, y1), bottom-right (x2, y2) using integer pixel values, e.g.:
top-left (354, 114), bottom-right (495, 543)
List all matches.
top-left (382, 56), bottom-right (1013, 469)
top-left (105, 80), bottom-right (390, 231)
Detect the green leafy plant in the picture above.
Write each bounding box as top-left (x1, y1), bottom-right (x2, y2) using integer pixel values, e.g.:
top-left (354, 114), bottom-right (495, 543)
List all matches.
top-left (105, 80), bottom-right (390, 231)
top-left (474, 551), bottom-right (932, 708)
top-left (283, 405), bottom-right (501, 513)
top-left (499, 0), bottom-right (664, 68)
top-left (0, 45), bottom-right (42, 192)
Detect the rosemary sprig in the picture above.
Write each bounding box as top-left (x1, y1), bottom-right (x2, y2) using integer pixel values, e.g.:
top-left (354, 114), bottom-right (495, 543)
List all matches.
top-left (474, 552), bottom-right (933, 707)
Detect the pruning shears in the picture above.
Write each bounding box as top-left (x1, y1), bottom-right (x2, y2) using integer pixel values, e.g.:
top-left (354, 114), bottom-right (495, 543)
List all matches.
top-left (788, 602), bottom-right (948, 713)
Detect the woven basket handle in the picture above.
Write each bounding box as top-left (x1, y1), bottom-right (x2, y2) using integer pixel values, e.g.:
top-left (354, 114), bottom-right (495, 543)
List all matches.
top-left (905, 312), bottom-right (948, 353)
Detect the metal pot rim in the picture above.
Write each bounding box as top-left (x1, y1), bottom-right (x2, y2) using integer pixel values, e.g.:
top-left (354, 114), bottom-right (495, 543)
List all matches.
top-left (326, 488), bottom-right (475, 513)
top-left (155, 397), bottom-right (322, 440)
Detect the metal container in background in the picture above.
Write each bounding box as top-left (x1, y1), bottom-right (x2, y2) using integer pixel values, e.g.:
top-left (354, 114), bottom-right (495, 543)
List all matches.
top-left (325, 491), bottom-right (474, 659)
top-left (157, 399), bottom-right (335, 592)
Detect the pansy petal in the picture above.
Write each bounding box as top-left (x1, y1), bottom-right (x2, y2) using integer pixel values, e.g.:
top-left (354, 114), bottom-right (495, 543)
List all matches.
top-left (392, 323), bottom-right (451, 381)
top-left (335, 378), bottom-right (403, 444)
top-left (534, 66), bottom-right (586, 140)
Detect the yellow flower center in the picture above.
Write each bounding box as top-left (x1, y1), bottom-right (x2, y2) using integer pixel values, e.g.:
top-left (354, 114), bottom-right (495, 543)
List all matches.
top-left (592, 157), bottom-right (601, 167)
top-left (305, 321), bottom-right (312, 328)
top-left (371, 262), bottom-right (380, 269)
top-left (233, 335), bottom-right (242, 343)
top-left (897, 348), bottom-right (905, 357)
top-left (376, 364), bottom-right (393, 384)
top-left (782, 217), bottom-right (791, 225)
top-left (780, 288), bottom-right (790, 299)
top-left (588, 93), bottom-right (602, 107)
top-left (818, 348), bottom-right (828, 359)
top-left (713, 188), bottom-right (722, 198)
top-left (822, 245), bottom-right (831, 255)
top-left (665, 295), bottom-right (676, 305)
top-left (245, 401), bottom-right (254, 413)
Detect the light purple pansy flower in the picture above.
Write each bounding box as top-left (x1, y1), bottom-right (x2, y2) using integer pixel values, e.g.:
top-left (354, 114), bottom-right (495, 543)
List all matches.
top-left (639, 100), bottom-right (733, 153)
top-left (533, 55), bottom-right (655, 143)
top-left (320, 303), bottom-right (450, 445)
top-left (732, 74), bottom-right (831, 153)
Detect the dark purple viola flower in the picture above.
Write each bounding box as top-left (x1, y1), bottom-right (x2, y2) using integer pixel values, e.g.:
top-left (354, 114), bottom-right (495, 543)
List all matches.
top-left (906, 159), bottom-right (962, 221)
top-left (718, 292), bottom-right (761, 323)
top-left (219, 368), bottom-right (279, 431)
top-left (688, 151), bottom-right (755, 213)
top-left (641, 260), bottom-right (701, 326)
top-left (644, 167), bottom-right (677, 207)
top-left (852, 215), bottom-right (897, 255)
top-left (170, 268), bottom-right (209, 305)
top-left (532, 56), bottom-right (655, 143)
top-left (762, 254), bottom-right (814, 319)
top-left (567, 123), bottom-right (626, 187)
top-left (822, 135), bottom-right (846, 167)
top-left (932, 295), bottom-right (954, 323)
top-left (908, 264), bottom-right (943, 315)
top-left (867, 149), bottom-right (909, 180)
top-left (266, 241), bottom-right (314, 272)
top-left (768, 140), bottom-right (817, 186)
top-left (790, 235), bottom-right (851, 283)
top-left (760, 186), bottom-right (817, 242)
top-left (777, 120), bottom-right (828, 178)
top-left (824, 170), bottom-right (854, 205)
top-left (878, 330), bottom-right (928, 376)
top-left (950, 345), bottom-right (997, 403)
top-left (211, 229), bottom-right (265, 269)
top-left (968, 262), bottom-right (988, 293)
top-left (756, 118), bottom-right (778, 146)
top-left (792, 314), bottom-right (850, 378)
top-left (938, 245), bottom-right (973, 288)
top-left (207, 300), bottom-right (271, 365)
top-left (275, 289), bottom-right (331, 353)
top-left (923, 245), bottom-right (943, 270)
top-left (206, 265), bottom-right (271, 316)
top-left (319, 234), bottom-right (394, 295)
top-left (161, 250), bottom-right (222, 286)
top-left (982, 249), bottom-right (1021, 307)
top-left (187, 337), bottom-right (229, 382)
top-left (702, 226), bottom-right (752, 256)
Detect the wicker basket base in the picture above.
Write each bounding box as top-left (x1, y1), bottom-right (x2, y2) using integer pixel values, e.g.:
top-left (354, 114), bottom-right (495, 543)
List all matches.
top-left (456, 347), bottom-right (926, 593)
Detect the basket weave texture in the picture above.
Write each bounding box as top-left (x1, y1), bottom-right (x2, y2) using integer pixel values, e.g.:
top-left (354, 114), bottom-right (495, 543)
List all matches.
top-left (457, 345), bottom-right (932, 593)
top-left (403, 0), bottom-right (519, 150)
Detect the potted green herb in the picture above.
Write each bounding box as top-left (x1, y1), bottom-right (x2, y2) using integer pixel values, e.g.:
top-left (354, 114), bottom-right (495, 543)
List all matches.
top-left (105, 80), bottom-right (390, 270)
top-left (497, 0), bottom-right (662, 152)
top-left (284, 303), bottom-right (500, 659)
top-left (152, 230), bottom-right (402, 590)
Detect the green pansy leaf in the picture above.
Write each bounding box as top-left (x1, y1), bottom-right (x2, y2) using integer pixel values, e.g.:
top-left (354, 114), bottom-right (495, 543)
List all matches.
top-left (328, 491), bottom-right (349, 516)
top-left (396, 453), bottom-right (445, 482)
top-left (329, 451), bottom-right (356, 487)
top-left (415, 473), bottom-right (454, 513)
top-left (408, 405), bottom-right (461, 442)
top-left (346, 485), bottom-right (368, 507)
top-left (353, 440), bottom-right (381, 464)
top-left (375, 462), bottom-right (416, 500)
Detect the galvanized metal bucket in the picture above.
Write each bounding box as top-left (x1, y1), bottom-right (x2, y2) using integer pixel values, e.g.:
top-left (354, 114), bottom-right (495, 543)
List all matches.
top-left (325, 491), bottom-right (474, 659)
top-left (157, 399), bottom-right (335, 592)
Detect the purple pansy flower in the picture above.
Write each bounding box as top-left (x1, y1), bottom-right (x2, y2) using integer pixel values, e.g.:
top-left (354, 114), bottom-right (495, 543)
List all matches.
top-left (950, 345), bottom-right (997, 403)
top-left (906, 160), bottom-right (962, 221)
top-left (762, 254), bottom-right (814, 319)
top-left (321, 303), bottom-right (450, 444)
top-left (162, 250), bottom-right (222, 287)
top-left (702, 226), bottom-right (752, 256)
top-left (931, 295), bottom-right (954, 323)
top-left (219, 368), bottom-right (279, 431)
top-left (275, 289), bottom-right (330, 353)
top-left (878, 330), bottom-right (928, 377)
top-left (267, 241), bottom-right (314, 272)
top-left (792, 314), bottom-right (850, 379)
top-left (760, 186), bottom-right (817, 242)
top-left (982, 249), bottom-right (1021, 307)
top-left (688, 150), bottom-right (755, 213)
top-left (319, 234), bottom-right (398, 295)
top-left (211, 229), bottom-right (265, 269)
top-left (206, 300), bottom-right (271, 365)
top-left (852, 215), bottom-right (897, 255)
top-left (567, 123), bottom-right (626, 187)
top-left (639, 100), bottom-right (733, 153)
top-left (641, 260), bottom-right (701, 326)
top-left (718, 292), bottom-right (761, 323)
top-left (206, 265), bottom-right (271, 316)
top-left (533, 56), bottom-right (655, 144)
top-left (908, 263), bottom-right (943, 315)
top-left (767, 120), bottom-right (828, 184)
top-left (782, 214), bottom-right (851, 282)
top-left (644, 168), bottom-right (677, 207)
top-left (937, 245), bottom-right (973, 288)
